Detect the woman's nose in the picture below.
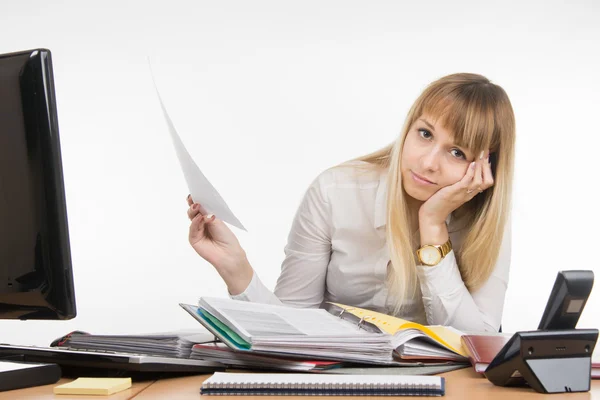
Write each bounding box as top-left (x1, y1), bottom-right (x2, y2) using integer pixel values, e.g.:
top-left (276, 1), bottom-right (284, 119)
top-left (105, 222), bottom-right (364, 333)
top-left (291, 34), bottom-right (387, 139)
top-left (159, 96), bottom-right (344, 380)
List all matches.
top-left (421, 150), bottom-right (440, 171)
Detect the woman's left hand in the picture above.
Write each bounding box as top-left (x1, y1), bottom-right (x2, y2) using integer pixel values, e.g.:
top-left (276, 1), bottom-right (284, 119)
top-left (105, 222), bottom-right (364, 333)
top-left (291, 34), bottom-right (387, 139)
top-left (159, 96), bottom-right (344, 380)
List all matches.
top-left (419, 151), bottom-right (494, 225)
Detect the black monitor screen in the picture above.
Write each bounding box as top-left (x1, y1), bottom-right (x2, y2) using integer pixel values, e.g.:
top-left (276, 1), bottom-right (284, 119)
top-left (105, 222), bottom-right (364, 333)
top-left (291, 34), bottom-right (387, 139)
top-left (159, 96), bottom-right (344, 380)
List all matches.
top-left (0, 49), bottom-right (76, 320)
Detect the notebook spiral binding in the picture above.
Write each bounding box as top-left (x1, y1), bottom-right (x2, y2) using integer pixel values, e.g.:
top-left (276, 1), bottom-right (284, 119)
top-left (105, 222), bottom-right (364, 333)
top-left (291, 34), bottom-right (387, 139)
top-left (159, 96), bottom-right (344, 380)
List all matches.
top-left (201, 372), bottom-right (446, 396)
top-left (201, 380), bottom-right (443, 396)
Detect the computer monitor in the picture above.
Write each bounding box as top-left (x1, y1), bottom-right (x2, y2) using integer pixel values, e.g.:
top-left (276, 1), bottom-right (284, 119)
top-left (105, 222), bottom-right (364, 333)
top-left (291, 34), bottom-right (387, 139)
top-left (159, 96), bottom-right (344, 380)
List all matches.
top-left (0, 48), bottom-right (76, 320)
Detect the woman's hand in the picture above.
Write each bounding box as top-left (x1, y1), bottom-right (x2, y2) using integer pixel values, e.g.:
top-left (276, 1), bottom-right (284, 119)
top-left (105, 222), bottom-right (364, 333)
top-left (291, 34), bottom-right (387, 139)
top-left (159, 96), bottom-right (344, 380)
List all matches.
top-left (187, 195), bottom-right (253, 294)
top-left (418, 151), bottom-right (494, 244)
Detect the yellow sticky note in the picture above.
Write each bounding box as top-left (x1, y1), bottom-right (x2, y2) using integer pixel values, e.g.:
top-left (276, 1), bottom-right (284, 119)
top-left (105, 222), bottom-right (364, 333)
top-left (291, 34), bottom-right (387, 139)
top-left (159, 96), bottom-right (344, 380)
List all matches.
top-left (54, 377), bottom-right (132, 395)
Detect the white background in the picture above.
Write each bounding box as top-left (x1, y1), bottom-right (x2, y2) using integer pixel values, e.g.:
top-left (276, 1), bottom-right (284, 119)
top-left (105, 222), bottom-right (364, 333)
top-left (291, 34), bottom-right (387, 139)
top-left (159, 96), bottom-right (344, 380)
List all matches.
top-left (0, 0), bottom-right (599, 347)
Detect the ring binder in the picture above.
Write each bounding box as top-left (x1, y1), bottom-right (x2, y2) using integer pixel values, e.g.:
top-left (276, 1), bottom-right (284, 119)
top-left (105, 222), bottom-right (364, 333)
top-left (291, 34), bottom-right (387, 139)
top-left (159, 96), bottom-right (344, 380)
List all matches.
top-left (183, 298), bottom-right (469, 365)
top-left (323, 304), bottom-right (382, 334)
top-left (357, 316), bottom-right (373, 331)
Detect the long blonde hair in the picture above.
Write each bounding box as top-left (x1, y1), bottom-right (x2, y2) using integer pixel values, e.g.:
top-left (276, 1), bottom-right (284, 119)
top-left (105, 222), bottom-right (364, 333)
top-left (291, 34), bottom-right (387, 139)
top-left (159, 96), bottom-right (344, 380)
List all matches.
top-left (354, 73), bottom-right (515, 313)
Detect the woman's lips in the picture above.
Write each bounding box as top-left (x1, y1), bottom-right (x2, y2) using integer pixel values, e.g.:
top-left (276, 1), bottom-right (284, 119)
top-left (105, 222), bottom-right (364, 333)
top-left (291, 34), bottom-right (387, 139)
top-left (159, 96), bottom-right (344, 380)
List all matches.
top-left (411, 171), bottom-right (436, 185)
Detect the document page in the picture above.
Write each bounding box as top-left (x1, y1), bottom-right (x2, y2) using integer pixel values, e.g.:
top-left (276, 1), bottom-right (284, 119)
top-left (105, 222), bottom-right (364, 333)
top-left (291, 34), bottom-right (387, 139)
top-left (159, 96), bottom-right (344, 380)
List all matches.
top-left (200, 297), bottom-right (372, 340)
top-left (149, 64), bottom-right (246, 230)
top-left (0, 361), bottom-right (47, 372)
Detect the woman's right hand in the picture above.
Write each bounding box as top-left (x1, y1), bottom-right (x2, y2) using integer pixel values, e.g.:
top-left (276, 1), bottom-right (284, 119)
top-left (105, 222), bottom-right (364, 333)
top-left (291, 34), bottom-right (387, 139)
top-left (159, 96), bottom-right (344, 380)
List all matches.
top-left (186, 195), bottom-right (253, 294)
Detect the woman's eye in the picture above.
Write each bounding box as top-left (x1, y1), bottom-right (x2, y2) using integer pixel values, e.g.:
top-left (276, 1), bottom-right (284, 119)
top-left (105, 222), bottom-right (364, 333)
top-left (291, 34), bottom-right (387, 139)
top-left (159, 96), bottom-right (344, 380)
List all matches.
top-left (418, 129), bottom-right (432, 139)
top-left (450, 149), bottom-right (466, 160)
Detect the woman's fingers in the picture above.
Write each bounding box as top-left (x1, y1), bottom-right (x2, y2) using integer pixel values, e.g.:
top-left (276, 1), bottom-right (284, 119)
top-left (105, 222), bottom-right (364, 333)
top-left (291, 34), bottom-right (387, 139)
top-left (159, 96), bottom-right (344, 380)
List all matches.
top-left (188, 203), bottom-right (209, 220)
top-left (482, 154), bottom-right (495, 189)
top-left (465, 151), bottom-right (490, 195)
top-left (471, 160), bottom-right (484, 192)
top-left (186, 195), bottom-right (210, 215)
top-left (187, 203), bottom-right (201, 220)
top-left (189, 213), bottom-right (216, 242)
top-left (460, 161), bottom-right (477, 192)
top-left (189, 213), bottom-right (205, 241)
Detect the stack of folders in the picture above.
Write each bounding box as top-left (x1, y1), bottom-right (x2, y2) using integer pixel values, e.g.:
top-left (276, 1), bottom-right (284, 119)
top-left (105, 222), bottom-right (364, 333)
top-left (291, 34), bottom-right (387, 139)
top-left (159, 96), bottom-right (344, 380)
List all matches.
top-left (56, 330), bottom-right (215, 358)
top-left (180, 296), bottom-right (469, 366)
top-left (190, 342), bottom-right (341, 371)
top-left (200, 372), bottom-right (445, 396)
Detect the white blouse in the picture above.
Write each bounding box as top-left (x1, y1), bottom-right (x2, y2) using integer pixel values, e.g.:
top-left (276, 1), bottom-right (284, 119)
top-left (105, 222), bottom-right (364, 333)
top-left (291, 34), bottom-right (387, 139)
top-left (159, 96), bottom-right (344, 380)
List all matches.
top-left (231, 161), bottom-right (511, 332)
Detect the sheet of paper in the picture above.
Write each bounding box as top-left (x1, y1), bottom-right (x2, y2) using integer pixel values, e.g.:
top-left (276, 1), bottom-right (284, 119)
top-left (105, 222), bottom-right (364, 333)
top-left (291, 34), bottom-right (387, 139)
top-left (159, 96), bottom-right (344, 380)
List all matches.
top-left (0, 360), bottom-right (46, 372)
top-left (149, 64), bottom-right (246, 231)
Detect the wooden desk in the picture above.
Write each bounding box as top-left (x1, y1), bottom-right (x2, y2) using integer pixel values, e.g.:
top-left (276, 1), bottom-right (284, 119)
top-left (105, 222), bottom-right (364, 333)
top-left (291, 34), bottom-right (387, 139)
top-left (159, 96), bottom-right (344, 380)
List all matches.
top-left (1, 369), bottom-right (598, 399)
top-left (136, 368), bottom-right (600, 399)
top-left (0, 378), bottom-right (154, 400)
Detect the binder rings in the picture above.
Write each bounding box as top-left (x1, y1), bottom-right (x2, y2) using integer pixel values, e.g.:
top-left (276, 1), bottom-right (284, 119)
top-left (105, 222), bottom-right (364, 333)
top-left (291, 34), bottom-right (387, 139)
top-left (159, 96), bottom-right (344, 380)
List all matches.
top-left (200, 372), bottom-right (446, 396)
top-left (324, 303), bottom-right (467, 360)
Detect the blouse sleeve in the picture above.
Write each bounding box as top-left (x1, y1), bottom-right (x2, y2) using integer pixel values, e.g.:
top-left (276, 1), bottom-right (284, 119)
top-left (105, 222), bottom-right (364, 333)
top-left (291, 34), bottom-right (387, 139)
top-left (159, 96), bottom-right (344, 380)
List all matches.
top-left (231, 172), bottom-right (333, 308)
top-left (415, 221), bottom-right (512, 332)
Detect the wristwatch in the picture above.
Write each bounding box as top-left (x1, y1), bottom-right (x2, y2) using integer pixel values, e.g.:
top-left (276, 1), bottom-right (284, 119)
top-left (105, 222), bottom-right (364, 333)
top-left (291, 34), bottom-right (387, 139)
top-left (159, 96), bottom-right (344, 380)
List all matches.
top-left (416, 239), bottom-right (452, 266)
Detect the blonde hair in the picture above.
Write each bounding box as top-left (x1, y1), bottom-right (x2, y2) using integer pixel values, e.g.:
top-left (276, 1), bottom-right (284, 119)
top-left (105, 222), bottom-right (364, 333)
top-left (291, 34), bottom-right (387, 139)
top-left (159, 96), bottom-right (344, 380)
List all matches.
top-left (353, 73), bottom-right (515, 313)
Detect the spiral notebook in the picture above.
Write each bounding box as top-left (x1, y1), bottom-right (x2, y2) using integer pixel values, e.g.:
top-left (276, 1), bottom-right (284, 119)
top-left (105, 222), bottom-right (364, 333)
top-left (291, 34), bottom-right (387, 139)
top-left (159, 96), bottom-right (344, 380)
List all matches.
top-left (200, 372), bottom-right (445, 396)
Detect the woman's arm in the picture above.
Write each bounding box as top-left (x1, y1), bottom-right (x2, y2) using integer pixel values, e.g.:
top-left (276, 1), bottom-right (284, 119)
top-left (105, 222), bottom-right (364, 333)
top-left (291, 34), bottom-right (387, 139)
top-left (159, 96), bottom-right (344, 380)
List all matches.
top-left (233, 174), bottom-right (333, 307)
top-left (187, 198), bottom-right (254, 295)
top-left (190, 172), bottom-right (333, 307)
top-left (414, 151), bottom-right (508, 331)
top-left (273, 175), bottom-right (333, 308)
top-left (416, 221), bottom-right (511, 332)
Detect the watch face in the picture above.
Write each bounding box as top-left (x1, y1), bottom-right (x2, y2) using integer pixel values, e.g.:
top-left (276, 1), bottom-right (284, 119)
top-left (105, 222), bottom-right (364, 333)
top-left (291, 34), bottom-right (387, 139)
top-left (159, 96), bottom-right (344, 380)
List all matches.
top-left (419, 245), bottom-right (441, 266)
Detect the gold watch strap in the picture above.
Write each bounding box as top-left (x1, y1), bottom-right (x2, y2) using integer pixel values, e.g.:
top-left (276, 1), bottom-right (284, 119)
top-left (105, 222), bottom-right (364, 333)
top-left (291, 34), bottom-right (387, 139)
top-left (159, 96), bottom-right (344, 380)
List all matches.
top-left (438, 239), bottom-right (453, 257)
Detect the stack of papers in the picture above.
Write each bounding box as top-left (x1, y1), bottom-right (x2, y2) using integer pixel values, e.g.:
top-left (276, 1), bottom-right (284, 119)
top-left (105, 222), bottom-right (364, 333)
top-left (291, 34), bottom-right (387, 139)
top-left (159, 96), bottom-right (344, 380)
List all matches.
top-left (190, 342), bottom-right (341, 371)
top-left (59, 330), bottom-right (214, 358)
top-left (181, 297), bottom-right (469, 366)
top-left (186, 298), bottom-right (395, 364)
top-left (326, 303), bottom-right (467, 362)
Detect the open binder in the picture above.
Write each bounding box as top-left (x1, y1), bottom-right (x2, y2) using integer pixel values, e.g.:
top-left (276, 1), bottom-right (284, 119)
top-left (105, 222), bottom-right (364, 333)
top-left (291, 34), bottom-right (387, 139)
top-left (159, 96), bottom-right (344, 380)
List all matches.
top-left (180, 297), bottom-right (468, 365)
top-left (324, 303), bottom-right (467, 360)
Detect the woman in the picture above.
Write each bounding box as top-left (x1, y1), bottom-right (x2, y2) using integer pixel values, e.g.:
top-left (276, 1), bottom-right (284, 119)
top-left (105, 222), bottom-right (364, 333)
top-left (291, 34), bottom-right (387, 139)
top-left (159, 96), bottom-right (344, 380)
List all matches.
top-left (186, 73), bottom-right (515, 333)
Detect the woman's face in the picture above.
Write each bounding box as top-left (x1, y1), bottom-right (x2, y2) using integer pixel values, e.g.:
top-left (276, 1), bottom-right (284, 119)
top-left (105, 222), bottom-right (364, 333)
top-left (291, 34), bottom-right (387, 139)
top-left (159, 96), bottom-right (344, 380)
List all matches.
top-left (400, 114), bottom-right (476, 202)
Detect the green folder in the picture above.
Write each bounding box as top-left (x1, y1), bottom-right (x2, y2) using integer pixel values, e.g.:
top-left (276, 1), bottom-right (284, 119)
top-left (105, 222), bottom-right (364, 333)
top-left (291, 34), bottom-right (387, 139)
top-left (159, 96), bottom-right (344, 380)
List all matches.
top-left (179, 303), bottom-right (251, 350)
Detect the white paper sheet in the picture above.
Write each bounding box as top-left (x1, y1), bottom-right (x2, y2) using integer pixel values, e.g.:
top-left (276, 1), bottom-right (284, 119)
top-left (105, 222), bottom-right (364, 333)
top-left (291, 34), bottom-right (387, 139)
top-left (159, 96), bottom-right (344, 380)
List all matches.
top-left (149, 64), bottom-right (246, 231)
top-left (0, 360), bottom-right (47, 372)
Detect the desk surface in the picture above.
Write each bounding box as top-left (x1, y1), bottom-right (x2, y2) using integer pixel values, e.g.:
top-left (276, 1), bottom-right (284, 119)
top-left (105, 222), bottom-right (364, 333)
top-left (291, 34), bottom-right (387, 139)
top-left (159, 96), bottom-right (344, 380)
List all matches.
top-left (1, 369), bottom-right (598, 399)
top-left (0, 378), bottom-right (153, 400)
top-left (135, 368), bottom-right (600, 400)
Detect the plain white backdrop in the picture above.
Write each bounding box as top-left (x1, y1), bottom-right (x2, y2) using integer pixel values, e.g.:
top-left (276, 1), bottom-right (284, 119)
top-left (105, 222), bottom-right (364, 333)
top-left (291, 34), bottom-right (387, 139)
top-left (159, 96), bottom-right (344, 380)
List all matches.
top-left (0, 0), bottom-right (599, 347)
